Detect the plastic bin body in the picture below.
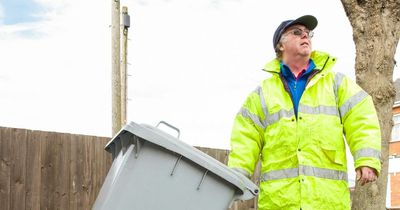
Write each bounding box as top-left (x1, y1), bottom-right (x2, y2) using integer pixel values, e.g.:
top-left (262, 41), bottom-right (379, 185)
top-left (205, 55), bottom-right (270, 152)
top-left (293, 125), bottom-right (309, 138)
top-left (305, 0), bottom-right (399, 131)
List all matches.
top-left (93, 122), bottom-right (258, 210)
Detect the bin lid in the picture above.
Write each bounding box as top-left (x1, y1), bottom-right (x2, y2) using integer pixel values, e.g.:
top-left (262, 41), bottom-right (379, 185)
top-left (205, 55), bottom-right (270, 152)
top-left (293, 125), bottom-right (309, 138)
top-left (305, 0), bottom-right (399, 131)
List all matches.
top-left (105, 121), bottom-right (258, 200)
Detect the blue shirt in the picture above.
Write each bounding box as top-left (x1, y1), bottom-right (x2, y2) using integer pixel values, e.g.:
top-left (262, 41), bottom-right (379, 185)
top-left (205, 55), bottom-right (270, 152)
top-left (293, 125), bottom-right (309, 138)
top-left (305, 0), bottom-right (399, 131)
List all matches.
top-left (280, 59), bottom-right (316, 117)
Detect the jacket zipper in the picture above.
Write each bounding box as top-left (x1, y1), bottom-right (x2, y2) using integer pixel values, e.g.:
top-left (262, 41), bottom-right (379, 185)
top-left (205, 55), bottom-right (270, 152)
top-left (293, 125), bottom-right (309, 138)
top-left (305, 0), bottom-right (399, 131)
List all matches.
top-left (279, 73), bottom-right (293, 100)
top-left (305, 56), bottom-right (330, 87)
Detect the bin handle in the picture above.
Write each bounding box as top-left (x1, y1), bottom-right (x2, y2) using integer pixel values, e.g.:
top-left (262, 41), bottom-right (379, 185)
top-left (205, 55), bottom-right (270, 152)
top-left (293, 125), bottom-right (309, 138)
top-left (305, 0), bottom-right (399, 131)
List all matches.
top-left (156, 121), bottom-right (180, 139)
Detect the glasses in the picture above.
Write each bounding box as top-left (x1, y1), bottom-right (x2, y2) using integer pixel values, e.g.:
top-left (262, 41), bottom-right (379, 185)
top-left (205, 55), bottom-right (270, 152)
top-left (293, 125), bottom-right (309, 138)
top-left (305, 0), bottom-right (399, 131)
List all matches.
top-left (286, 28), bottom-right (314, 38)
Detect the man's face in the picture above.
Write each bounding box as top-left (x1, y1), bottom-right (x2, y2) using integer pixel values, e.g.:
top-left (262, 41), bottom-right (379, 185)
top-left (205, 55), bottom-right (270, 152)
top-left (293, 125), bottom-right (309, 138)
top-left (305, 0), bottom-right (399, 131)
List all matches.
top-left (279, 24), bottom-right (313, 59)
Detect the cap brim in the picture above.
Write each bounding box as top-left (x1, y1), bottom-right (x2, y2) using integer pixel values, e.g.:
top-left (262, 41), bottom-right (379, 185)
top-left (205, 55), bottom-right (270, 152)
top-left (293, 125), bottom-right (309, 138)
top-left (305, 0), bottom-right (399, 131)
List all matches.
top-left (289, 15), bottom-right (318, 30)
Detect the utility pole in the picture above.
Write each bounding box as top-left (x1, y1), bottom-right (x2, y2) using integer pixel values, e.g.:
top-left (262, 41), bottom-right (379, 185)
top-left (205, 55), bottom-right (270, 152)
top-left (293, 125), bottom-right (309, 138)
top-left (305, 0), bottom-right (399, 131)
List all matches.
top-left (111, 0), bottom-right (121, 136)
top-left (121, 6), bottom-right (130, 127)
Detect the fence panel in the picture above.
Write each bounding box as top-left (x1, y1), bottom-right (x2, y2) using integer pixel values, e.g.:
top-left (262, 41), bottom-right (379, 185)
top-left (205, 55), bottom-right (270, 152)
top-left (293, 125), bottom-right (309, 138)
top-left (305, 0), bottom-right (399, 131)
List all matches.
top-left (0, 127), bottom-right (259, 210)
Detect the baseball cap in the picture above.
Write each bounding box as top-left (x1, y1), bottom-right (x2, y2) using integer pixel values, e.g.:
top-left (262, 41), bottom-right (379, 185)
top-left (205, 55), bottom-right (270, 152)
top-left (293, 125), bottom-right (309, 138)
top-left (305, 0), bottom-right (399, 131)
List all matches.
top-left (273, 15), bottom-right (318, 51)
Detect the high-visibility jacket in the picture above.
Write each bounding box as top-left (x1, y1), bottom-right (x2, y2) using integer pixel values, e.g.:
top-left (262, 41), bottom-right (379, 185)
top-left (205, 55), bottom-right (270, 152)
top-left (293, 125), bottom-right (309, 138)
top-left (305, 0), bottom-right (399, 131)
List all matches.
top-left (228, 51), bottom-right (381, 210)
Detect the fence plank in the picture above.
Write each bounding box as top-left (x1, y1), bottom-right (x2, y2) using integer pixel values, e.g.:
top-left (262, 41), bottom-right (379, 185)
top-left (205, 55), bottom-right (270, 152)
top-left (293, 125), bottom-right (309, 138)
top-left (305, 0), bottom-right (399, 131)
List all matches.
top-left (90, 137), bottom-right (111, 209)
top-left (97, 138), bottom-right (108, 190)
top-left (70, 134), bottom-right (81, 210)
top-left (92, 137), bottom-right (102, 209)
top-left (0, 127), bottom-right (11, 210)
top-left (10, 128), bottom-right (27, 210)
top-left (87, 136), bottom-right (97, 207)
top-left (40, 131), bottom-right (71, 210)
top-left (40, 131), bottom-right (52, 209)
top-left (82, 135), bottom-right (91, 210)
top-left (59, 133), bottom-right (71, 209)
top-left (25, 130), bottom-right (41, 210)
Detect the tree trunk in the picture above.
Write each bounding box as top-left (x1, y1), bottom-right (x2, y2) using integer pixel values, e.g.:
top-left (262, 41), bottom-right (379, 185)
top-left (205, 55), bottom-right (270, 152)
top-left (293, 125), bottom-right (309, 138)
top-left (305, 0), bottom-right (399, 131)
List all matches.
top-left (340, 0), bottom-right (400, 209)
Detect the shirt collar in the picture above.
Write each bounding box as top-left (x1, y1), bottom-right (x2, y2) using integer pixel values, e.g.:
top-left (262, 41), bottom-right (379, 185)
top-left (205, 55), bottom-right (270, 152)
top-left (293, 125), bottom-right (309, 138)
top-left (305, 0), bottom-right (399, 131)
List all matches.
top-left (280, 59), bottom-right (316, 79)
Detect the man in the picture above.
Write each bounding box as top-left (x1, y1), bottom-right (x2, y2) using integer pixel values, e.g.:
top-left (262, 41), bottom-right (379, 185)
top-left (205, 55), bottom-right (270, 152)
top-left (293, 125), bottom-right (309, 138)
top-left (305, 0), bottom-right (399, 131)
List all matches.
top-left (228, 15), bottom-right (381, 210)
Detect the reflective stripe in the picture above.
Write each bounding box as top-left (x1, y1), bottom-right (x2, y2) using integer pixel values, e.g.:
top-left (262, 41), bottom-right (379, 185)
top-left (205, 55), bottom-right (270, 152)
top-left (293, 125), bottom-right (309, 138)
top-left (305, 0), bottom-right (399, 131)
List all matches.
top-left (333, 72), bottom-right (345, 100)
top-left (254, 86), bottom-right (268, 120)
top-left (260, 165), bottom-right (348, 182)
top-left (263, 109), bottom-right (294, 126)
top-left (261, 105), bottom-right (339, 127)
top-left (355, 148), bottom-right (381, 160)
top-left (238, 107), bottom-right (265, 129)
top-left (339, 90), bottom-right (369, 118)
top-left (333, 73), bottom-right (345, 122)
top-left (254, 86), bottom-right (295, 127)
top-left (300, 165), bottom-right (347, 181)
top-left (299, 104), bottom-right (339, 117)
top-left (261, 168), bottom-right (298, 180)
top-left (245, 79), bottom-right (343, 128)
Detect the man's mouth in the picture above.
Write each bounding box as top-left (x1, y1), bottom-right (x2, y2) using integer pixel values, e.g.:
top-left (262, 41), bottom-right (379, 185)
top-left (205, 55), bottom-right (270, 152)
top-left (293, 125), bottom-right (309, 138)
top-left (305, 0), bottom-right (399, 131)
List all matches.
top-left (301, 42), bottom-right (309, 46)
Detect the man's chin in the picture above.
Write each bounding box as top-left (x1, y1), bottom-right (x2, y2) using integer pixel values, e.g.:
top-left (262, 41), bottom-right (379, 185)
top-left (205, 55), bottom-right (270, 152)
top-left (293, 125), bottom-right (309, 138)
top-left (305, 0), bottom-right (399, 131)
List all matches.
top-left (300, 49), bottom-right (312, 57)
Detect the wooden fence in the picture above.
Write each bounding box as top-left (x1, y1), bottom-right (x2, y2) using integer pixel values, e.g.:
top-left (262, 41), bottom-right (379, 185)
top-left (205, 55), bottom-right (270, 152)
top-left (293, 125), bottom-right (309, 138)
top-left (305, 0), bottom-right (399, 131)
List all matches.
top-left (0, 127), bottom-right (258, 210)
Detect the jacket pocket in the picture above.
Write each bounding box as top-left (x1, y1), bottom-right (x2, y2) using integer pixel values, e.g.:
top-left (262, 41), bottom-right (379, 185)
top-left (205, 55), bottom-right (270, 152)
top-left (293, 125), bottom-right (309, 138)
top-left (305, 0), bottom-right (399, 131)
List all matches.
top-left (320, 142), bottom-right (345, 166)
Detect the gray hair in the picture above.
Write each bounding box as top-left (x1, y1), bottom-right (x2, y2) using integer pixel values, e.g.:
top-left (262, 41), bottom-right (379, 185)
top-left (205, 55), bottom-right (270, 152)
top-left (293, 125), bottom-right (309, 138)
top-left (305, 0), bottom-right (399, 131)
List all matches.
top-left (274, 34), bottom-right (288, 60)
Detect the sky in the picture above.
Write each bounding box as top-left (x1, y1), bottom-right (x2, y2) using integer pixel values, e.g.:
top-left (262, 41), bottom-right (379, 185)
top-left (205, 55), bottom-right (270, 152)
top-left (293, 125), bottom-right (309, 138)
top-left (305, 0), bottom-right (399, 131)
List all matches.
top-left (0, 0), bottom-right (399, 185)
top-left (0, 0), bottom-right (399, 147)
top-left (0, 0), bottom-right (399, 146)
top-left (0, 0), bottom-right (43, 25)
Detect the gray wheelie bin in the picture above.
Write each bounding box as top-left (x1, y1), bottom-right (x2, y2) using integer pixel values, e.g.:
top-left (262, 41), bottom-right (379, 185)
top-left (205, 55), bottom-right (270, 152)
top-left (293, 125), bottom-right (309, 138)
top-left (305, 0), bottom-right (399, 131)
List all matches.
top-left (92, 121), bottom-right (258, 210)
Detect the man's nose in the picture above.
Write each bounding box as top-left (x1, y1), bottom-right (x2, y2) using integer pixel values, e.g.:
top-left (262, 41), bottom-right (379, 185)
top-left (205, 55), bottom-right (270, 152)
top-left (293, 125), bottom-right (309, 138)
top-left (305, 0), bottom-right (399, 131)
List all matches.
top-left (301, 32), bottom-right (309, 38)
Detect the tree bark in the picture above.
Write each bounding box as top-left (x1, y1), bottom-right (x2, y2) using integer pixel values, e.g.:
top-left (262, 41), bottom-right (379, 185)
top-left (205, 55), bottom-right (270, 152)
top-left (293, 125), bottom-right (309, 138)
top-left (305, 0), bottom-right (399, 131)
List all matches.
top-left (340, 0), bottom-right (400, 209)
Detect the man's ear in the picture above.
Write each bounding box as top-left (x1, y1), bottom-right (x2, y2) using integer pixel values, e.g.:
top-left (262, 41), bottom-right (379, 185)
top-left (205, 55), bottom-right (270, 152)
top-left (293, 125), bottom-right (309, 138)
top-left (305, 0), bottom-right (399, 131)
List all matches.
top-left (279, 43), bottom-right (284, 51)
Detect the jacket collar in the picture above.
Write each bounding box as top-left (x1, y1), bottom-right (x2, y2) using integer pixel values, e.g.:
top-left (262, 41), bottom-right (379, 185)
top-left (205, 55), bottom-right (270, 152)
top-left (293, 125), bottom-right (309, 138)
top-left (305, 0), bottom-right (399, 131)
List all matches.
top-left (262, 51), bottom-right (335, 74)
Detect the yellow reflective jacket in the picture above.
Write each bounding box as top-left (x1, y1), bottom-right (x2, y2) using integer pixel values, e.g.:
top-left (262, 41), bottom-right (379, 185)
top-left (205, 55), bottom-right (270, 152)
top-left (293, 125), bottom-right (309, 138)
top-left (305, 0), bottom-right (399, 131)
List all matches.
top-left (228, 51), bottom-right (381, 210)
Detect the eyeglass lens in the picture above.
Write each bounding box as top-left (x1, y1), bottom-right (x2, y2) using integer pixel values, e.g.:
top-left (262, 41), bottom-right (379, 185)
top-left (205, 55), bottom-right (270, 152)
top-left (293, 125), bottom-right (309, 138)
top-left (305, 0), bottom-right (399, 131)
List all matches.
top-left (292, 28), bottom-right (314, 38)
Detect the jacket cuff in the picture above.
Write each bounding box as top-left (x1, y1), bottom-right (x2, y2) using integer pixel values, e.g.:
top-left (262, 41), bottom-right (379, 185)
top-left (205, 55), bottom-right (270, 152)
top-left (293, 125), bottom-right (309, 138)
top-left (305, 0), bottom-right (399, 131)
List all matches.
top-left (354, 158), bottom-right (381, 177)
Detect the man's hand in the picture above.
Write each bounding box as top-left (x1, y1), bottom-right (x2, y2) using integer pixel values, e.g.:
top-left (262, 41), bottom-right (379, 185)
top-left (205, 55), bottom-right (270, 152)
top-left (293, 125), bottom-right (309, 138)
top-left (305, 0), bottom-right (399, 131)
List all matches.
top-left (356, 166), bottom-right (378, 186)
